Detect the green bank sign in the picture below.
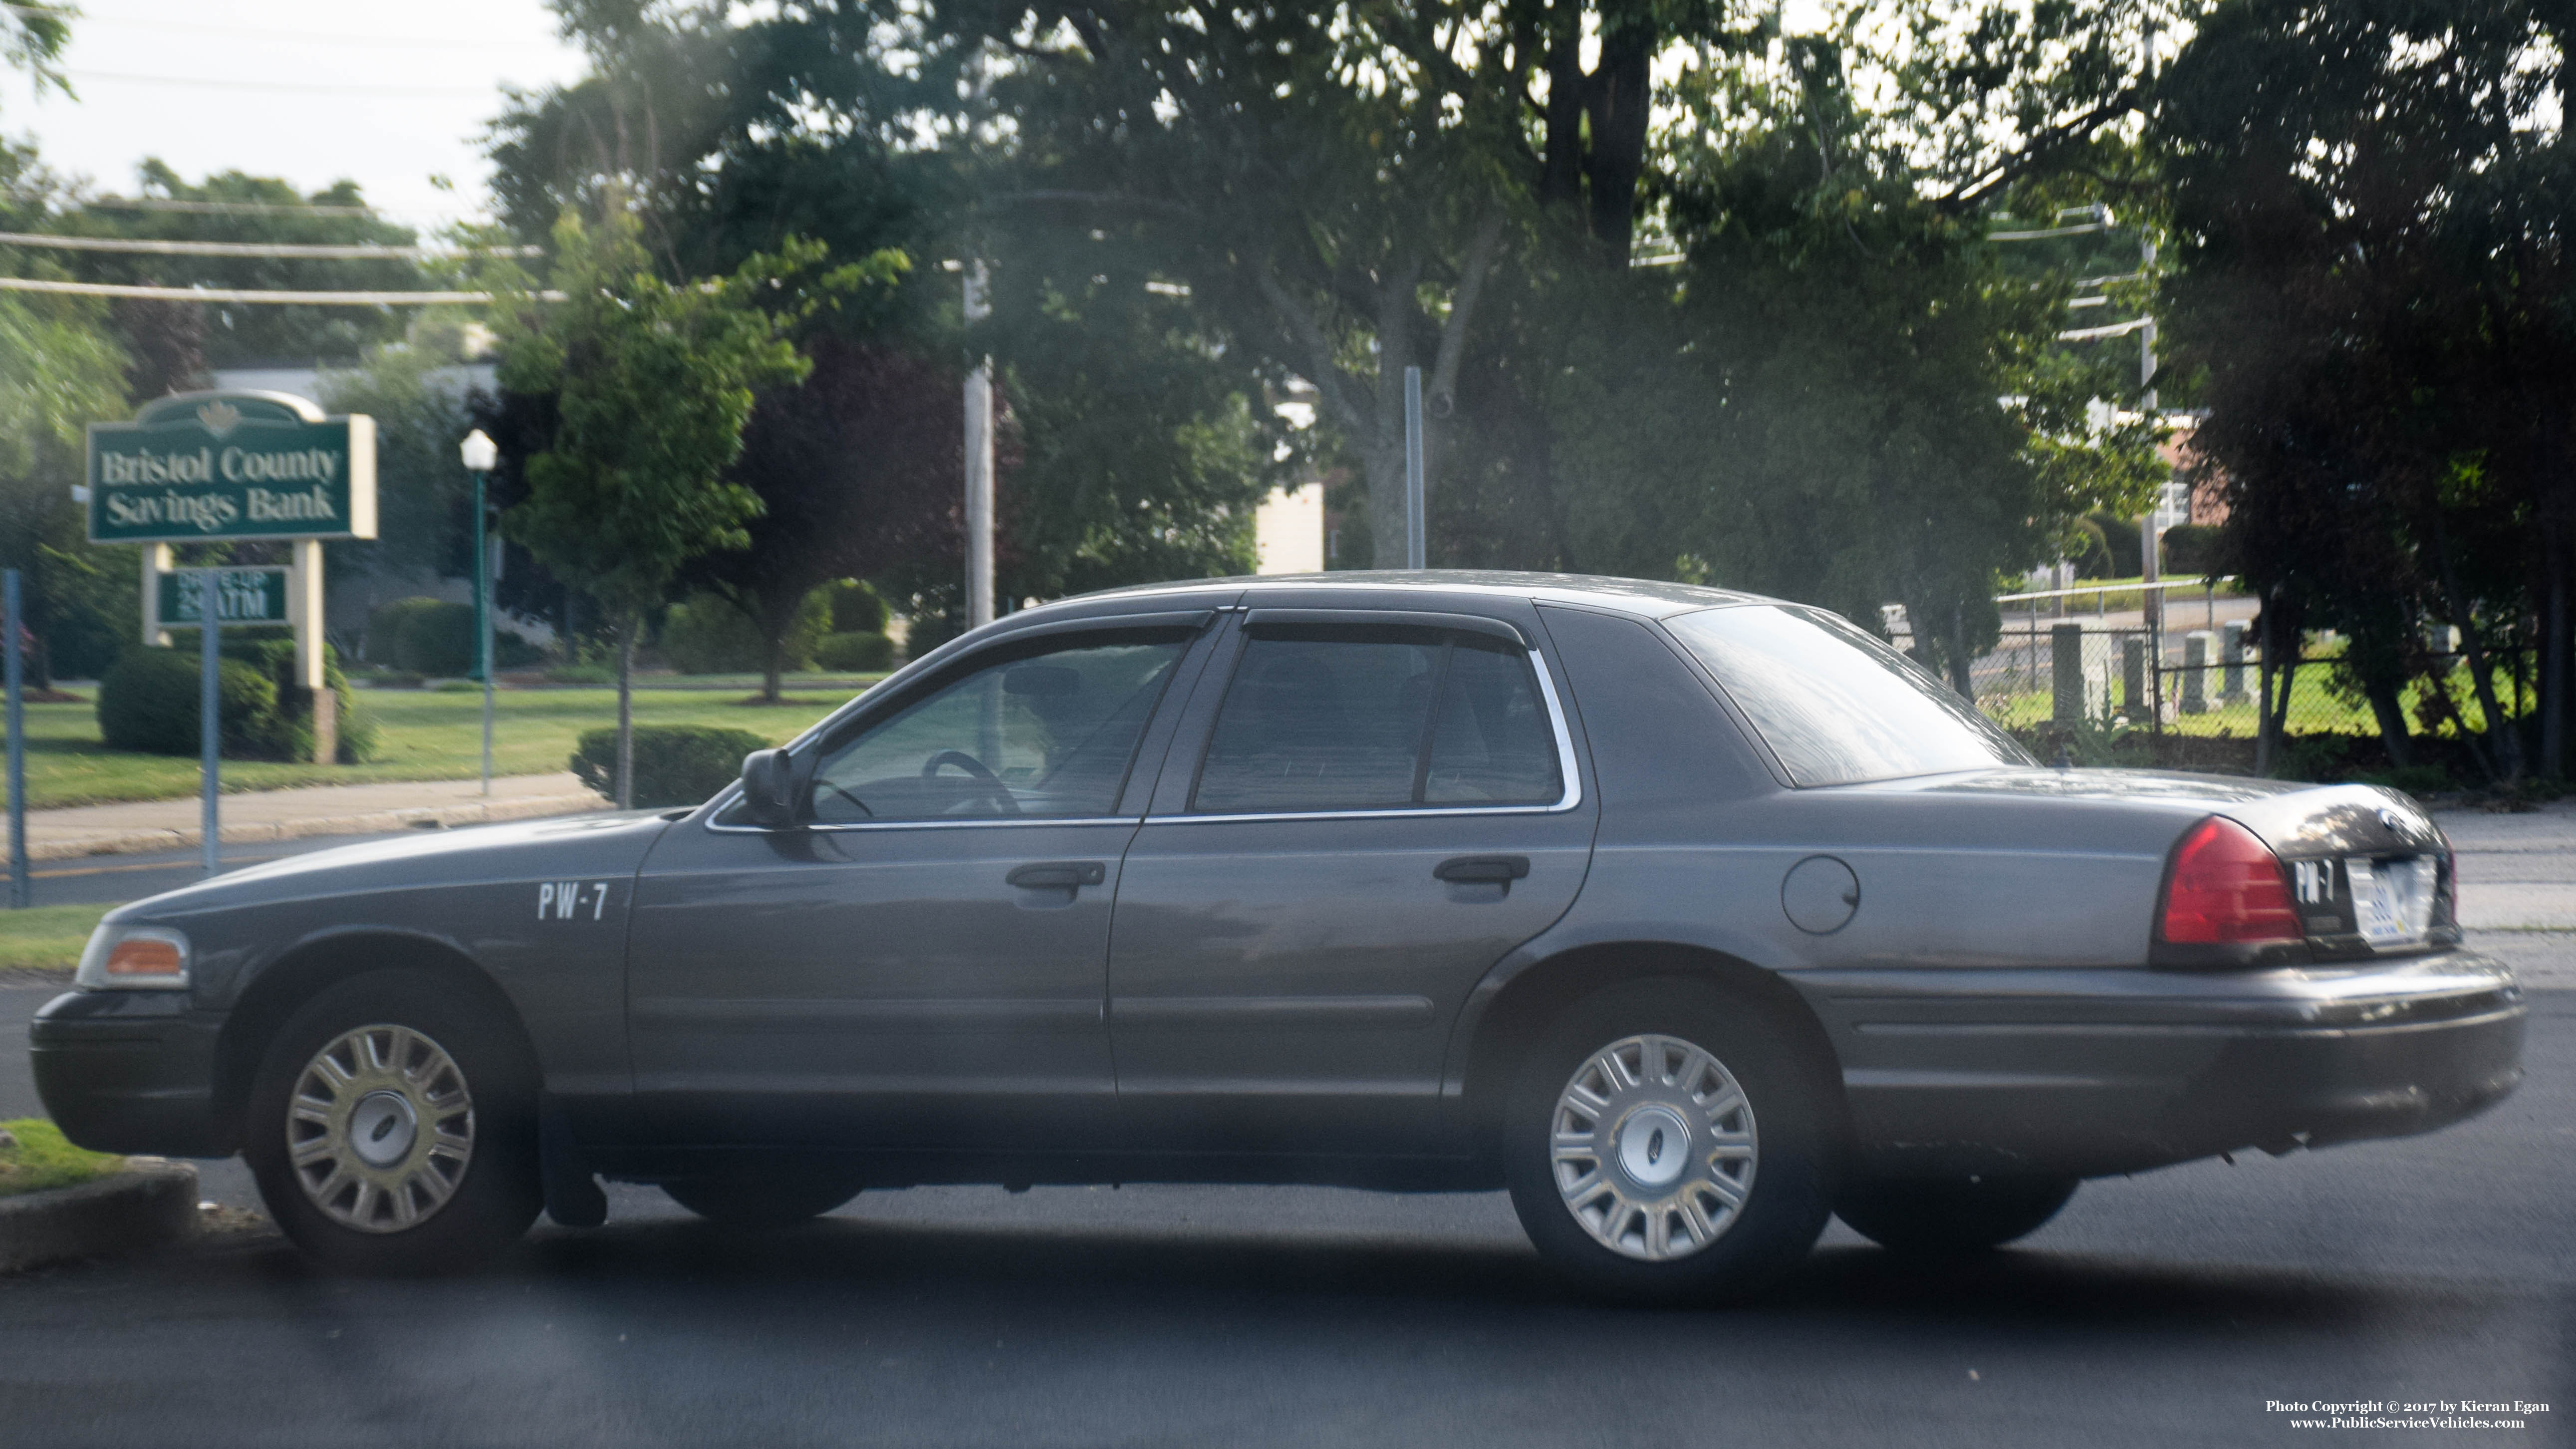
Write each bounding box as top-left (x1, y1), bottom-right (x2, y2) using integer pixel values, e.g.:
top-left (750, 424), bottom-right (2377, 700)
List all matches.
top-left (156, 567), bottom-right (291, 627)
top-left (87, 391), bottom-right (376, 543)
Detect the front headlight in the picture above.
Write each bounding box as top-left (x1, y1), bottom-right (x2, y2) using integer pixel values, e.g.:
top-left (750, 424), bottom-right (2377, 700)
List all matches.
top-left (73, 924), bottom-right (191, 990)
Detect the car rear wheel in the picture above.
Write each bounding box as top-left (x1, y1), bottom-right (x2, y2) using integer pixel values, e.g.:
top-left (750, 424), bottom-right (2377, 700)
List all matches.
top-left (662, 1175), bottom-right (864, 1229)
top-left (1502, 980), bottom-right (1835, 1304)
top-left (243, 970), bottom-right (541, 1274)
top-left (1835, 1175), bottom-right (2078, 1255)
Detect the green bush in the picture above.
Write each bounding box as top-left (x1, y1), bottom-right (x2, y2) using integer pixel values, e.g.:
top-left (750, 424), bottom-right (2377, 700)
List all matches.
top-left (2082, 510), bottom-right (2144, 578)
top-left (99, 640), bottom-right (375, 762)
top-left (366, 597), bottom-right (443, 666)
top-left (97, 647), bottom-right (276, 755)
top-left (494, 627), bottom-right (548, 669)
top-left (399, 602), bottom-right (478, 677)
top-left (812, 630), bottom-right (894, 672)
top-left (365, 596), bottom-right (484, 676)
top-left (2159, 523), bottom-right (2233, 577)
top-left (658, 589), bottom-right (832, 675)
top-left (572, 724), bottom-right (776, 808)
top-left (825, 579), bottom-right (890, 635)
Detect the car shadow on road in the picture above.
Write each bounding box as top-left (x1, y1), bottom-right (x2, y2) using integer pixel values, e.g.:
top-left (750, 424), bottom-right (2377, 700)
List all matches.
top-left (143, 1213), bottom-right (2492, 1343)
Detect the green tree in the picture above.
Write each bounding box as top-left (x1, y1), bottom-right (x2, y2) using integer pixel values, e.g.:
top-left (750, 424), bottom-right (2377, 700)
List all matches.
top-left (493, 205), bottom-right (823, 805)
top-left (2159, 0), bottom-right (2573, 777)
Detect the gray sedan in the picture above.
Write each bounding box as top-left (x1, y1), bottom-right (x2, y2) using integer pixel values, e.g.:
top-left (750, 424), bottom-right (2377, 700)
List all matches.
top-left (31, 573), bottom-right (2525, 1301)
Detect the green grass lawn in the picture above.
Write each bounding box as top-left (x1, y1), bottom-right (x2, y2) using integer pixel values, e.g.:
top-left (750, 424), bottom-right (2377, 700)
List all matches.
top-left (0, 902), bottom-right (112, 972)
top-left (0, 1118), bottom-right (124, 1198)
top-left (1981, 659), bottom-right (2532, 738)
top-left (13, 681), bottom-right (879, 811)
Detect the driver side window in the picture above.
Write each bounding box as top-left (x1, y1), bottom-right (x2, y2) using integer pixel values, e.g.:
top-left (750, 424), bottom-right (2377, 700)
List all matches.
top-left (804, 633), bottom-right (1189, 823)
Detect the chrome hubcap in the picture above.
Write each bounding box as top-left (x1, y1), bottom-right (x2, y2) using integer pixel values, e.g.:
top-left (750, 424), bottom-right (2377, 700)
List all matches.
top-left (286, 1024), bottom-right (475, 1233)
top-left (1550, 1033), bottom-right (1758, 1261)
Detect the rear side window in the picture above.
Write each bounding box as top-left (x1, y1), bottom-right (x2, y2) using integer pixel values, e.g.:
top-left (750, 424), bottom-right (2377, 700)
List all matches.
top-left (1192, 626), bottom-right (1563, 813)
top-left (1663, 604), bottom-right (2030, 786)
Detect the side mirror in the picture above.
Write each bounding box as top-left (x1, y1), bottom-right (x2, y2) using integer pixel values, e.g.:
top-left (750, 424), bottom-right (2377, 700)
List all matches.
top-left (738, 748), bottom-right (802, 829)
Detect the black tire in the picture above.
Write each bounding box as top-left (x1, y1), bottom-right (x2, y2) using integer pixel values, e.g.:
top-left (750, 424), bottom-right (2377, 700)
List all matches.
top-left (1502, 979), bottom-right (1838, 1305)
top-left (1835, 1175), bottom-right (2078, 1255)
top-left (243, 970), bottom-right (542, 1274)
top-left (662, 1175), bottom-right (863, 1229)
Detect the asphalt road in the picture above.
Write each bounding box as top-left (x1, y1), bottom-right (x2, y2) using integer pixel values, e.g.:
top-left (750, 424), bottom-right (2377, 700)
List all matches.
top-left (0, 984), bottom-right (2565, 1449)
top-left (17, 830), bottom-right (424, 908)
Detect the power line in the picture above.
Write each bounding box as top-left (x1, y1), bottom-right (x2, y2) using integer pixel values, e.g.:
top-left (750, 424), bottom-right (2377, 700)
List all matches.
top-left (0, 230), bottom-right (538, 260)
top-left (0, 275), bottom-right (561, 305)
top-left (65, 67), bottom-right (499, 97)
top-left (78, 197), bottom-right (386, 218)
top-left (0, 2), bottom-right (538, 52)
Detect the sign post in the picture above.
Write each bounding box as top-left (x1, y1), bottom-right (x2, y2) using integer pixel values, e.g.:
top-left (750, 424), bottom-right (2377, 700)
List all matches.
top-left (198, 569), bottom-right (220, 877)
top-left (5, 569), bottom-right (24, 909)
top-left (88, 390), bottom-right (374, 770)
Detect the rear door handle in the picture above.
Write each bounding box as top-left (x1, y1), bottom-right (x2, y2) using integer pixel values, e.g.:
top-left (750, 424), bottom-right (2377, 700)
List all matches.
top-left (1008, 861), bottom-right (1108, 890)
top-left (1435, 855), bottom-right (1530, 885)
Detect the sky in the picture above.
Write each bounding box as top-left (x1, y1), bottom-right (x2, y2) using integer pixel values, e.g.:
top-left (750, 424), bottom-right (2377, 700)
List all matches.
top-left (0, 0), bottom-right (590, 231)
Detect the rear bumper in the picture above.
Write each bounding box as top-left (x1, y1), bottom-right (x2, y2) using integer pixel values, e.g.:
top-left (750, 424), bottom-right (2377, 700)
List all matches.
top-left (29, 990), bottom-right (233, 1158)
top-left (1797, 953), bottom-right (2526, 1177)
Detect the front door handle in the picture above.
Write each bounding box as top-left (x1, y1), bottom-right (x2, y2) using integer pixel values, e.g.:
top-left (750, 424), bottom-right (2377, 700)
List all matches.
top-left (1008, 860), bottom-right (1108, 890)
top-left (1435, 855), bottom-right (1530, 885)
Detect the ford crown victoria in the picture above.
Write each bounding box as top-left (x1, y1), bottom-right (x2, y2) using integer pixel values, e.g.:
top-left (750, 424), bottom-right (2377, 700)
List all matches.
top-left (31, 573), bottom-right (2525, 1300)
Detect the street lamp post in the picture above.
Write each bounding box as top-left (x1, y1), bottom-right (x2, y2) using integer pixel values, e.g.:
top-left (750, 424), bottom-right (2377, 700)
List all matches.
top-left (460, 429), bottom-right (499, 797)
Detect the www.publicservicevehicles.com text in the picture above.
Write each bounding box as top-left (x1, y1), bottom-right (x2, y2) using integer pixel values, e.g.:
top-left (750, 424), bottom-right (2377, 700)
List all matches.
top-left (2268, 1400), bottom-right (2551, 1430)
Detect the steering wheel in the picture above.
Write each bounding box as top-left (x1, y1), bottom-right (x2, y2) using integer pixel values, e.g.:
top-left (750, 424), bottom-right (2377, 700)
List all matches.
top-left (921, 748), bottom-right (1020, 815)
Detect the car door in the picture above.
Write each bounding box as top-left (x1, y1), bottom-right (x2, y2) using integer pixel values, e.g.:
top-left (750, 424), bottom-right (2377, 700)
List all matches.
top-left (624, 611), bottom-right (1219, 1153)
top-left (1106, 598), bottom-right (1597, 1157)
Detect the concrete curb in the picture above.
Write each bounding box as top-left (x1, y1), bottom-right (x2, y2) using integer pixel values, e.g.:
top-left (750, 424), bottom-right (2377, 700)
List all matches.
top-left (0, 1160), bottom-right (199, 1274)
top-left (5, 791), bottom-right (608, 864)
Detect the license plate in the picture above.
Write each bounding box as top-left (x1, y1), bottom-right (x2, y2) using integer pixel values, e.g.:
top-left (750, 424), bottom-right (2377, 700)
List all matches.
top-left (2346, 857), bottom-right (2435, 946)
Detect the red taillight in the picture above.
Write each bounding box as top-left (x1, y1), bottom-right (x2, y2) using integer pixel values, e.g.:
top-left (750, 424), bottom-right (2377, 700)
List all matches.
top-left (2159, 816), bottom-right (2303, 944)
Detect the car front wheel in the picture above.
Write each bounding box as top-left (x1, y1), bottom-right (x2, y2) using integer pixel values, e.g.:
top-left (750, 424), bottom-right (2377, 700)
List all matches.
top-left (1503, 980), bottom-right (1835, 1304)
top-left (243, 970), bottom-right (541, 1274)
top-left (1835, 1175), bottom-right (2078, 1255)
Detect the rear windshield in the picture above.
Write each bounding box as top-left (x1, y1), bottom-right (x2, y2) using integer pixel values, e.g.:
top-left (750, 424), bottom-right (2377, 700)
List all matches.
top-left (1663, 604), bottom-right (2031, 786)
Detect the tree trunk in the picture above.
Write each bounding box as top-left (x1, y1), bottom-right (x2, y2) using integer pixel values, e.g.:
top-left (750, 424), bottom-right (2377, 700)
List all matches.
top-left (2544, 527), bottom-right (2569, 779)
top-left (2362, 678), bottom-right (2414, 770)
top-left (2428, 509), bottom-right (2519, 778)
top-left (615, 615), bottom-right (635, 810)
top-left (1945, 600), bottom-right (1975, 700)
top-left (2256, 604), bottom-right (2275, 776)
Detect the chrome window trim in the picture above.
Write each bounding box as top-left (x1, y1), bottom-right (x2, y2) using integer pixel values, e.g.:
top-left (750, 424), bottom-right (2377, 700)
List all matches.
top-left (696, 620), bottom-right (1585, 834)
top-left (1163, 639), bottom-right (1585, 824)
top-left (705, 810), bottom-right (1143, 835)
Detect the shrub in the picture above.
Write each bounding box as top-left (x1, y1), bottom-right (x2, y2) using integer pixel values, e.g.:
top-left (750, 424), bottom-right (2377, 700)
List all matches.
top-left (659, 588), bottom-right (833, 675)
top-left (571, 724), bottom-right (775, 808)
top-left (825, 579), bottom-right (889, 635)
top-left (493, 626), bottom-right (548, 670)
top-left (366, 597), bottom-right (443, 666)
top-left (2158, 523), bottom-right (2233, 577)
top-left (98, 648), bottom-right (275, 755)
top-left (812, 630), bottom-right (894, 673)
top-left (99, 640), bottom-right (375, 762)
top-left (2082, 510), bottom-right (2144, 577)
top-left (398, 602), bottom-right (478, 677)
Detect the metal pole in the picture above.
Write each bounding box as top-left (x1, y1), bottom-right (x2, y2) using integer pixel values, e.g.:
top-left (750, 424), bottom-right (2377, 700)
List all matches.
top-left (963, 262), bottom-right (995, 630)
top-left (199, 568), bottom-right (220, 878)
top-left (1403, 365), bottom-right (1426, 571)
top-left (474, 467), bottom-right (493, 796)
top-left (5, 569), bottom-right (24, 909)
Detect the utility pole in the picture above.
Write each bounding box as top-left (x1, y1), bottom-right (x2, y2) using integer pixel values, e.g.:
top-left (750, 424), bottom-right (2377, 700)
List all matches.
top-left (1403, 366), bottom-right (1426, 571)
top-left (964, 262), bottom-right (995, 630)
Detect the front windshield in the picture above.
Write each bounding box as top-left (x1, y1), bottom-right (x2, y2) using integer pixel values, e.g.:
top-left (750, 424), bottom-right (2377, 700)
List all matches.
top-left (1663, 604), bottom-right (2032, 787)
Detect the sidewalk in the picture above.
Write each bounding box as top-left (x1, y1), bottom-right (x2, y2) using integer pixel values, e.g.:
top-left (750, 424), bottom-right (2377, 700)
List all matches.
top-left (2434, 798), bottom-right (2576, 988)
top-left (2, 773), bottom-right (607, 863)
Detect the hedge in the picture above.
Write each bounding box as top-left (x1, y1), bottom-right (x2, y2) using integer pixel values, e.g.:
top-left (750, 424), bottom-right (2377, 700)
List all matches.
top-left (98, 640), bottom-right (374, 761)
top-left (813, 630), bottom-right (894, 672)
top-left (572, 724), bottom-right (775, 808)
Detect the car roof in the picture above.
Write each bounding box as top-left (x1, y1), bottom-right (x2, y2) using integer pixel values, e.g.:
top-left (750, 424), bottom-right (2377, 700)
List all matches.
top-left (1023, 570), bottom-right (1772, 624)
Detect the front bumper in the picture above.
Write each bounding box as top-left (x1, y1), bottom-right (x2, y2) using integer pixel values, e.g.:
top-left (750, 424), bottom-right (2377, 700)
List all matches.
top-left (1798, 952), bottom-right (2526, 1177)
top-left (29, 989), bottom-right (233, 1157)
